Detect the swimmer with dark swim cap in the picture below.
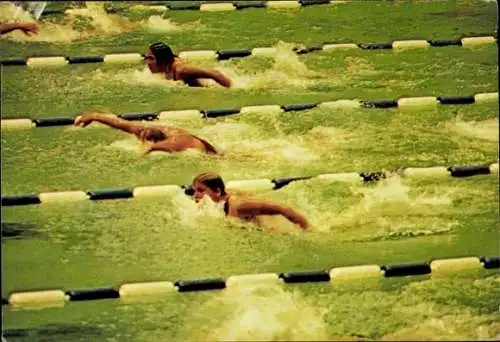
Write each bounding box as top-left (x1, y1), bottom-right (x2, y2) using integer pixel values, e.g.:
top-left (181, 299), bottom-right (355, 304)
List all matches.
top-left (191, 172), bottom-right (311, 230)
top-left (74, 112), bottom-right (219, 155)
top-left (144, 42), bottom-right (232, 88)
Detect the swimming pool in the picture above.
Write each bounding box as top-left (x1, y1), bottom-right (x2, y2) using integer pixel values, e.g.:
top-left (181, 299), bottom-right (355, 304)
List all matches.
top-left (1, 1), bottom-right (499, 340)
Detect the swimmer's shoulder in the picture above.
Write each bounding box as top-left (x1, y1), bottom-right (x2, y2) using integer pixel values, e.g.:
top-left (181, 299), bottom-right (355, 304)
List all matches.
top-left (226, 191), bottom-right (263, 213)
top-left (226, 190), bottom-right (254, 201)
top-left (173, 57), bottom-right (190, 68)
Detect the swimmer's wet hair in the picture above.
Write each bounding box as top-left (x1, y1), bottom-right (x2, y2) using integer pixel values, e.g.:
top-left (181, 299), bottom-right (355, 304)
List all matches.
top-left (193, 172), bottom-right (226, 195)
top-left (149, 42), bottom-right (176, 66)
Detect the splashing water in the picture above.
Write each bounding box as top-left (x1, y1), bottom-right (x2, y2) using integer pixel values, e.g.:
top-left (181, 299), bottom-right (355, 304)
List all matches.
top-left (126, 68), bottom-right (185, 88)
top-left (349, 175), bottom-right (453, 212)
top-left (172, 192), bottom-right (225, 229)
top-left (217, 41), bottom-right (321, 89)
top-left (144, 15), bottom-right (182, 32)
top-left (0, 2), bottom-right (79, 42)
top-left (64, 2), bottom-right (135, 35)
top-left (12, 1), bottom-right (47, 20)
top-left (171, 187), bottom-right (304, 234)
top-left (0, 2), bottom-right (35, 22)
top-left (279, 175), bottom-right (458, 240)
top-left (90, 65), bottom-right (195, 87)
top-left (127, 68), bottom-right (181, 87)
top-left (185, 284), bottom-right (330, 341)
top-left (0, 2), bottom-right (190, 43)
top-left (30, 36), bottom-right (325, 91)
top-left (85, 67), bottom-right (182, 88)
top-left (200, 122), bottom-right (262, 143)
top-left (1, 2), bottom-right (131, 42)
top-left (221, 135), bottom-right (319, 164)
top-left (91, 41), bottom-right (321, 90)
top-left (199, 122), bottom-right (319, 164)
top-left (106, 139), bottom-right (145, 153)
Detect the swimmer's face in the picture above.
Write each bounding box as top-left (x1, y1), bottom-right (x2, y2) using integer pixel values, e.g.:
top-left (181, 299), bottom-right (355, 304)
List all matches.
top-left (192, 180), bottom-right (222, 203)
top-left (145, 49), bottom-right (160, 73)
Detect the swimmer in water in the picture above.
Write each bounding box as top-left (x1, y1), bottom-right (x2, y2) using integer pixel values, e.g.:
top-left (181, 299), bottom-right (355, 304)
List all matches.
top-left (191, 172), bottom-right (311, 230)
top-left (74, 112), bottom-right (219, 155)
top-left (144, 42), bottom-right (232, 88)
top-left (0, 22), bottom-right (38, 35)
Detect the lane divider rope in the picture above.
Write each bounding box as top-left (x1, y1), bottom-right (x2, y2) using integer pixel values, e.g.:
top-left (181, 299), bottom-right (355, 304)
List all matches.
top-left (1, 92), bottom-right (498, 131)
top-left (0, 35), bottom-right (496, 66)
top-left (1, 162), bottom-right (497, 207)
top-left (40, 0), bottom-right (345, 16)
top-left (2, 255), bottom-right (498, 310)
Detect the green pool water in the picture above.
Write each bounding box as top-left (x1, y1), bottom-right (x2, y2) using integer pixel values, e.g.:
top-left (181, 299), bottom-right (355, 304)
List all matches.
top-left (1, 0), bottom-right (499, 340)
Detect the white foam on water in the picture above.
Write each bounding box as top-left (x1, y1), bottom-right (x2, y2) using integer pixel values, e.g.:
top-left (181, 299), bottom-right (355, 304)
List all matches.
top-left (171, 192), bottom-right (225, 229)
top-left (144, 15), bottom-right (181, 32)
top-left (0, 2), bottom-right (35, 22)
top-left (226, 138), bottom-right (319, 164)
top-left (290, 175), bottom-right (459, 239)
top-left (1, 2), bottom-right (134, 42)
top-left (105, 138), bottom-right (146, 154)
top-left (200, 122), bottom-right (261, 142)
top-left (200, 122), bottom-right (319, 164)
top-left (350, 176), bottom-right (453, 211)
top-left (279, 143), bottom-right (319, 163)
top-left (168, 175), bottom-right (310, 234)
top-left (65, 2), bottom-right (132, 35)
top-left (142, 14), bottom-right (204, 32)
top-left (0, 2), bottom-right (190, 43)
top-left (217, 41), bottom-right (320, 90)
top-left (253, 215), bottom-right (306, 235)
top-left (87, 67), bottom-right (185, 88)
top-left (186, 284), bottom-right (330, 341)
top-left (0, 1), bottom-right (82, 43)
top-left (62, 39), bottom-right (321, 90)
top-left (127, 67), bottom-right (184, 87)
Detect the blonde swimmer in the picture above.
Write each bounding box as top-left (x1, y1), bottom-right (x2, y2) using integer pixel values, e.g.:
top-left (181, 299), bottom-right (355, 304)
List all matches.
top-left (191, 172), bottom-right (311, 230)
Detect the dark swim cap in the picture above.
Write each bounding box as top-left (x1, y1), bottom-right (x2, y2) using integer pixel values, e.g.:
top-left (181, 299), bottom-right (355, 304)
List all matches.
top-left (149, 42), bottom-right (176, 66)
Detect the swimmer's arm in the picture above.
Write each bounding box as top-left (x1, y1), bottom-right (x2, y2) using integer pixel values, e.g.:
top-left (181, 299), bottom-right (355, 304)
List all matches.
top-left (0, 23), bottom-right (38, 35)
top-left (75, 112), bottom-right (149, 137)
top-left (143, 136), bottom-right (219, 155)
top-left (177, 66), bottom-right (232, 88)
top-left (143, 138), bottom-right (187, 155)
top-left (237, 201), bottom-right (311, 230)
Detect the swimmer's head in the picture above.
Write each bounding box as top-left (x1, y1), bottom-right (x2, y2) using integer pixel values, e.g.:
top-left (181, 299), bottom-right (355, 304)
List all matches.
top-left (139, 127), bottom-right (167, 142)
top-left (145, 42), bottom-right (176, 73)
top-left (192, 172), bottom-right (226, 203)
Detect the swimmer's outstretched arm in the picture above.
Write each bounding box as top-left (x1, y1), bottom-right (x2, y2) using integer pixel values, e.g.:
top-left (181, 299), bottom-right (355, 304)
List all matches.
top-left (178, 65), bottom-right (232, 88)
top-left (237, 201), bottom-right (311, 230)
top-left (0, 22), bottom-right (38, 35)
top-left (75, 112), bottom-right (150, 137)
